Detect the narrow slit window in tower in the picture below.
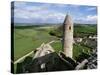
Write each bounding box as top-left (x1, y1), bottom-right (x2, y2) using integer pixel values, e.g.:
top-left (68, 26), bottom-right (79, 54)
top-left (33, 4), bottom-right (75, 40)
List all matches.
top-left (69, 26), bottom-right (71, 30)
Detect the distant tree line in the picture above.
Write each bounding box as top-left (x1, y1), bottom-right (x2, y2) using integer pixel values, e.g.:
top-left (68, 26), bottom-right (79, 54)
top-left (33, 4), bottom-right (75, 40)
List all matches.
top-left (49, 24), bottom-right (97, 38)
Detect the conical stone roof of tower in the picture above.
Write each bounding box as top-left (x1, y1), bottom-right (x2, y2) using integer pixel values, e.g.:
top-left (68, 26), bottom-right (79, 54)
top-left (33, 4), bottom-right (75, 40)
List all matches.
top-left (63, 14), bottom-right (73, 25)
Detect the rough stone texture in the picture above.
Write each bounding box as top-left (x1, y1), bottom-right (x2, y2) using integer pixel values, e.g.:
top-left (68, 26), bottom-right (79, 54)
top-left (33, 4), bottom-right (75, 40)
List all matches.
top-left (63, 14), bottom-right (73, 58)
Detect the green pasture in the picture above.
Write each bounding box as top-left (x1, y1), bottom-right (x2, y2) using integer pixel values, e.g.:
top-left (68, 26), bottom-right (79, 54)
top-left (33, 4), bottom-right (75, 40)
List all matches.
top-left (74, 25), bottom-right (97, 37)
top-left (14, 26), bottom-right (58, 61)
top-left (14, 25), bottom-right (96, 61)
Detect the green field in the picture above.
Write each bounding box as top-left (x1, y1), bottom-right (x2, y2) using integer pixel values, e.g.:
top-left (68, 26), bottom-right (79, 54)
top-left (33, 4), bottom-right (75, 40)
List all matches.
top-left (14, 24), bottom-right (97, 61)
top-left (14, 26), bottom-right (61, 61)
top-left (74, 25), bottom-right (97, 37)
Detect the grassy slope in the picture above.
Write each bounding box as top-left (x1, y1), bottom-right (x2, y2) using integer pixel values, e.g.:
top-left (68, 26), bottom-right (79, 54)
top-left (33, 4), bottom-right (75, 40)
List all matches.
top-left (14, 26), bottom-right (58, 61)
top-left (14, 25), bottom-right (97, 61)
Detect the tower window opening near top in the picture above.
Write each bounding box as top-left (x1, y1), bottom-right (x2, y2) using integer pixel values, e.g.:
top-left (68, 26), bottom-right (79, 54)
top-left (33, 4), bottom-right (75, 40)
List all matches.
top-left (69, 26), bottom-right (71, 30)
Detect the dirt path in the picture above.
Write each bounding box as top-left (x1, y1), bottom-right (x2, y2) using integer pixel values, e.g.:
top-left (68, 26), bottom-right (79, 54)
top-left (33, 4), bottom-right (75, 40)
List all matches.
top-left (48, 40), bottom-right (60, 44)
top-left (48, 40), bottom-right (55, 44)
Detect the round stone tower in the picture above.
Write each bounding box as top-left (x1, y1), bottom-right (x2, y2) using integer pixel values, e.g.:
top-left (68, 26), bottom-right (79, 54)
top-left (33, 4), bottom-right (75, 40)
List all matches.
top-left (63, 14), bottom-right (73, 58)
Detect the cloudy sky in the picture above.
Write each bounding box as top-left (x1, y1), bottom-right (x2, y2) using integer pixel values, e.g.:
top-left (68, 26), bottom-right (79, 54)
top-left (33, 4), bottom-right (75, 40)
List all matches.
top-left (12, 1), bottom-right (97, 24)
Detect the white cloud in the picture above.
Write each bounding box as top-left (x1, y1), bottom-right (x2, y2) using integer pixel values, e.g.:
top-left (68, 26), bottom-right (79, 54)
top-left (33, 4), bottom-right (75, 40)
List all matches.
top-left (30, 11), bottom-right (65, 23)
top-left (13, 2), bottom-right (97, 24)
top-left (86, 15), bottom-right (97, 21)
top-left (14, 1), bottom-right (27, 8)
top-left (75, 15), bottom-right (97, 24)
top-left (86, 7), bottom-right (97, 11)
top-left (25, 6), bottom-right (45, 11)
top-left (14, 4), bottom-right (66, 23)
top-left (14, 9), bottom-right (31, 19)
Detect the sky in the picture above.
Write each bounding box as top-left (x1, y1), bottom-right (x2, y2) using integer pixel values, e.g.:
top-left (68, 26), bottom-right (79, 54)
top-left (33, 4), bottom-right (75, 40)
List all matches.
top-left (12, 1), bottom-right (97, 24)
